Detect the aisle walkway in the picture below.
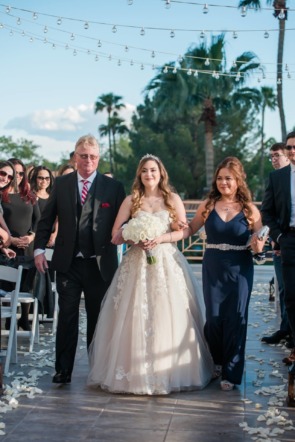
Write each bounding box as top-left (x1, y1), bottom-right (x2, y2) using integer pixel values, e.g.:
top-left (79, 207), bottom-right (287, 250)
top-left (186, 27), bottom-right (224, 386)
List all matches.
top-left (1, 265), bottom-right (295, 441)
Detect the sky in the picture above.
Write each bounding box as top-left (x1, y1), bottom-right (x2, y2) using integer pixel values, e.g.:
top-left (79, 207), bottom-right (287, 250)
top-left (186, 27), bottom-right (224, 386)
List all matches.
top-left (0, 0), bottom-right (294, 162)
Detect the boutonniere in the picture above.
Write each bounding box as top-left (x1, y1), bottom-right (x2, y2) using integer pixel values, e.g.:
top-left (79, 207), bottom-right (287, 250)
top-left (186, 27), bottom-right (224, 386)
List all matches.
top-left (101, 202), bottom-right (110, 208)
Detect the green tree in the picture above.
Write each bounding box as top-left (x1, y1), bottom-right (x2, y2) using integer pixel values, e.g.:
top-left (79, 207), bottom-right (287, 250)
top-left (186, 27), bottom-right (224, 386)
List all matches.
top-left (239, 0), bottom-right (288, 139)
top-left (0, 136), bottom-right (42, 164)
top-left (94, 93), bottom-right (126, 173)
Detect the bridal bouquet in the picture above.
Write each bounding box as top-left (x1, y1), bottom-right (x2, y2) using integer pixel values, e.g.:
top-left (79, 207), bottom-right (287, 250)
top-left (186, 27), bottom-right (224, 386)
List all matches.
top-left (122, 214), bottom-right (166, 264)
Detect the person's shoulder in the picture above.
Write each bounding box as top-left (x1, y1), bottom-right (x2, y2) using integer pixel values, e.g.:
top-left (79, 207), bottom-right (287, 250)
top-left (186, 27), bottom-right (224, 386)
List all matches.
top-left (271, 164), bottom-right (290, 177)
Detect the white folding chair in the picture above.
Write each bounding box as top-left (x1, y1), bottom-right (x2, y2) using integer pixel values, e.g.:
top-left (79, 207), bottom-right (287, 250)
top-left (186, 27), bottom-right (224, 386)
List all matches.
top-left (0, 265), bottom-right (23, 375)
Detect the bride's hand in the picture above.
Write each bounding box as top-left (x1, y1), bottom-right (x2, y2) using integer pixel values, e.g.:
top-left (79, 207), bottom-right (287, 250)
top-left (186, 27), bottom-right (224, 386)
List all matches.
top-left (111, 229), bottom-right (124, 245)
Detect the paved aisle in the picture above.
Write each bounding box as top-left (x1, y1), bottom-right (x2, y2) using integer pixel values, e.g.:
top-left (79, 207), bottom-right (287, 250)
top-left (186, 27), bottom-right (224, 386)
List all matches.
top-left (1, 265), bottom-right (294, 441)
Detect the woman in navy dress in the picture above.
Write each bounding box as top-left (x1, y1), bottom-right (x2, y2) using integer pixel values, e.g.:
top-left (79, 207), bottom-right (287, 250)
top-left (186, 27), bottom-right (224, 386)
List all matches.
top-left (189, 157), bottom-right (265, 390)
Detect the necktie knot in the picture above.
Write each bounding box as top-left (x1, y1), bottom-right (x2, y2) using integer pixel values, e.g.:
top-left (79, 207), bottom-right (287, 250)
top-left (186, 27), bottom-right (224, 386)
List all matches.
top-left (81, 180), bottom-right (89, 205)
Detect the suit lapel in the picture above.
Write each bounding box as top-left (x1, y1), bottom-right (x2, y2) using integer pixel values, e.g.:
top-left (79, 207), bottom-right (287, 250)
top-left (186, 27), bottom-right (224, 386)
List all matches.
top-left (93, 173), bottom-right (104, 219)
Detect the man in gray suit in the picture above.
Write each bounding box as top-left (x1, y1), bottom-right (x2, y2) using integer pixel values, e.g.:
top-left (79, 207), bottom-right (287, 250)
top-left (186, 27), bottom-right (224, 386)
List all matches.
top-left (34, 135), bottom-right (125, 384)
top-left (261, 131), bottom-right (295, 374)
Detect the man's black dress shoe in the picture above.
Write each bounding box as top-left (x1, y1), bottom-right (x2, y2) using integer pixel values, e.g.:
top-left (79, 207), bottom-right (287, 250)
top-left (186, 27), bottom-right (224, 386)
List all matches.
top-left (261, 330), bottom-right (288, 344)
top-left (52, 371), bottom-right (71, 384)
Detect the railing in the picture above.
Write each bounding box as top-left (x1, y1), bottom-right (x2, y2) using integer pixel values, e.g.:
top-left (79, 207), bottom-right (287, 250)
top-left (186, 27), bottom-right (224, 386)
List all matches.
top-left (179, 200), bottom-right (272, 263)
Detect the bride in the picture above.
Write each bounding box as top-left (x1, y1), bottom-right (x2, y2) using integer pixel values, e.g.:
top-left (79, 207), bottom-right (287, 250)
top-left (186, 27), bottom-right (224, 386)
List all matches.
top-left (87, 154), bottom-right (213, 395)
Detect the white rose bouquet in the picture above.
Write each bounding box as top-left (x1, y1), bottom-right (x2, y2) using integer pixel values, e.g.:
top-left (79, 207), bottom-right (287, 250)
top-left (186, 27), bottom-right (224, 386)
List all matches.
top-left (122, 214), bottom-right (166, 264)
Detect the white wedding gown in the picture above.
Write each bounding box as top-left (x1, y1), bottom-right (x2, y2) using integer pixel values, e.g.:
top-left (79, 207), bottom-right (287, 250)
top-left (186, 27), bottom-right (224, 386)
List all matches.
top-left (87, 210), bottom-right (213, 395)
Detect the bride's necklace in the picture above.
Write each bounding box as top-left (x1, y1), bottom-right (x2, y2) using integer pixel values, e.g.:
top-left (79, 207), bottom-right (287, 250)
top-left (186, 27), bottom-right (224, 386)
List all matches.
top-left (144, 196), bottom-right (162, 208)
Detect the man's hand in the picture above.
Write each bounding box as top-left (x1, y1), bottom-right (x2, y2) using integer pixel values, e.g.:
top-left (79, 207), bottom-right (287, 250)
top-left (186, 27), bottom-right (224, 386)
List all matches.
top-left (34, 253), bottom-right (48, 274)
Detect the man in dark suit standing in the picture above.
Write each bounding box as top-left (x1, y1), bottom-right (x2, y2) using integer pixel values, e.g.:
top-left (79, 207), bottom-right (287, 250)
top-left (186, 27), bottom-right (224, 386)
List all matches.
top-left (261, 131), bottom-right (295, 375)
top-left (34, 134), bottom-right (125, 384)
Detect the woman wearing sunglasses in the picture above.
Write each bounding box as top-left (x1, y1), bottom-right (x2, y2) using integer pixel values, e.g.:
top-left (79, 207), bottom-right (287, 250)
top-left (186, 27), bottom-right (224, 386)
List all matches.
top-left (1, 158), bottom-right (40, 330)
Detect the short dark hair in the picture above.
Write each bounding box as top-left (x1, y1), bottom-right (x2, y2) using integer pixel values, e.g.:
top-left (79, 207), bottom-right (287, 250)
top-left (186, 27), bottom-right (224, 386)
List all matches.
top-left (286, 131), bottom-right (295, 142)
top-left (69, 151), bottom-right (75, 159)
top-left (270, 142), bottom-right (285, 152)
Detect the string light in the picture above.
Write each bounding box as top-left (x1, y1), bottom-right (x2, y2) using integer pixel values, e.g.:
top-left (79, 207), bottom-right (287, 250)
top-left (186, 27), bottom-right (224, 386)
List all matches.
top-left (277, 77), bottom-right (282, 84)
top-left (52, 43), bottom-right (56, 49)
top-left (200, 30), bottom-right (205, 39)
top-left (73, 49), bottom-right (77, 56)
top-left (173, 67), bottom-right (177, 74)
top-left (232, 31), bottom-right (238, 39)
top-left (241, 6), bottom-right (247, 17)
top-left (9, 29), bottom-right (13, 36)
top-left (203, 4), bottom-right (209, 14)
top-left (130, 59), bottom-right (134, 66)
top-left (118, 59), bottom-right (121, 66)
top-left (29, 36), bottom-right (33, 42)
top-left (264, 31), bottom-right (269, 38)
top-left (43, 26), bottom-right (48, 33)
top-left (108, 54), bottom-right (112, 61)
top-left (140, 64), bottom-right (144, 70)
top-left (194, 70), bottom-right (198, 77)
top-left (43, 37), bottom-right (47, 44)
top-left (278, 9), bottom-right (285, 20)
top-left (163, 66), bottom-right (168, 73)
top-left (87, 49), bottom-right (91, 55)
top-left (232, 60), bottom-right (237, 68)
top-left (21, 31), bottom-right (25, 37)
top-left (0, 23), bottom-right (3, 29)
top-left (6, 6), bottom-right (11, 13)
top-left (32, 12), bottom-right (38, 20)
top-left (84, 22), bottom-right (89, 30)
top-left (97, 40), bottom-right (102, 47)
top-left (151, 51), bottom-right (155, 58)
top-left (285, 64), bottom-right (289, 71)
top-left (140, 27), bottom-right (145, 36)
top-left (65, 44), bottom-right (69, 50)
top-left (95, 55), bottom-right (99, 61)
top-left (204, 58), bottom-right (210, 66)
top-left (112, 25), bottom-right (117, 33)
top-left (128, 0), bottom-right (133, 5)
top-left (287, 72), bottom-right (291, 78)
top-left (165, 0), bottom-right (171, 9)
top-left (57, 17), bottom-right (62, 25)
top-left (178, 55), bottom-right (184, 63)
top-left (125, 45), bottom-right (129, 52)
top-left (187, 69), bottom-right (192, 76)
top-left (170, 30), bottom-right (175, 38)
top-left (16, 17), bottom-right (21, 25)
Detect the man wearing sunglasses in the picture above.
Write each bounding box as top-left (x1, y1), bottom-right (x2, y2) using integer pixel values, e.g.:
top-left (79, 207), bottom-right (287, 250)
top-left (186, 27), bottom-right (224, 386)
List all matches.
top-left (261, 131), bottom-right (295, 375)
top-left (34, 134), bottom-right (125, 385)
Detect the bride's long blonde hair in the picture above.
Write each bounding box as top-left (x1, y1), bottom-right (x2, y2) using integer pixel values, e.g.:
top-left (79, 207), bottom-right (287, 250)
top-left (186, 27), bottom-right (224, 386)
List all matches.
top-left (130, 155), bottom-right (177, 221)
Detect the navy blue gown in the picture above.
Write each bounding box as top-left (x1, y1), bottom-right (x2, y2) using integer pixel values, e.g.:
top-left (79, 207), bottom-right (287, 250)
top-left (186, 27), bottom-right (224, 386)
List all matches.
top-left (202, 209), bottom-right (253, 385)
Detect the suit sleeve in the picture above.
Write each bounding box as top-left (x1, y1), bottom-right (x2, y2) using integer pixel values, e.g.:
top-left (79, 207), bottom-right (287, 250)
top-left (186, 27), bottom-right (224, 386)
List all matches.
top-left (261, 173), bottom-right (281, 243)
top-left (34, 182), bottom-right (58, 250)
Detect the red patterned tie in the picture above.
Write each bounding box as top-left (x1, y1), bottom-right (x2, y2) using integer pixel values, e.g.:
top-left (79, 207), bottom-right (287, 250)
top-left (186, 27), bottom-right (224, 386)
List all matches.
top-left (81, 180), bottom-right (89, 205)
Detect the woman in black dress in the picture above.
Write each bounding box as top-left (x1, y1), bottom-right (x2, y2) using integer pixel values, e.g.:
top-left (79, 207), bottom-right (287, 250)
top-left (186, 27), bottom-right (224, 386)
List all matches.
top-left (1, 158), bottom-right (40, 330)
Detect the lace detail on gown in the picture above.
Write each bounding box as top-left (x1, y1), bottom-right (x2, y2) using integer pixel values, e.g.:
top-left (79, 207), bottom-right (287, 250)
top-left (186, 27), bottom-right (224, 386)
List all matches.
top-left (87, 210), bottom-right (213, 395)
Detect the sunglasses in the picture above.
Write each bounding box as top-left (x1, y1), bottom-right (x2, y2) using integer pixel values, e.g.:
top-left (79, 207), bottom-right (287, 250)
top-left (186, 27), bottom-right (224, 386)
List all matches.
top-left (37, 176), bottom-right (50, 181)
top-left (15, 171), bottom-right (25, 176)
top-left (0, 170), bottom-right (13, 180)
top-left (286, 145), bottom-right (295, 150)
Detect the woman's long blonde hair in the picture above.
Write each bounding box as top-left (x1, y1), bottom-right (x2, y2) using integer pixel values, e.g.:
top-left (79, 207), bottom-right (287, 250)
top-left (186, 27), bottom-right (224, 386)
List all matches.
top-left (130, 155), bottom-right (176, 221)
top-left (203, 156), bottom-right (255, 229)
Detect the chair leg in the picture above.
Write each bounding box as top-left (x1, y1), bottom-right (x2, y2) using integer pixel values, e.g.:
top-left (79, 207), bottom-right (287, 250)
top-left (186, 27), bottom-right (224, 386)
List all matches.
top-left (29, 299), bottom-right (39, 352)
top-left (4, 322), bottom-right (17, 376)
top-left (52, 290), bottom-right (59, 335)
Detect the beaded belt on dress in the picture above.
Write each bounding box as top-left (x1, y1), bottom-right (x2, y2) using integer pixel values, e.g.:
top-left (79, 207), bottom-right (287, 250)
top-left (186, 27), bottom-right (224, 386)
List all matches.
top-left (206, 243), bottom-right (248, 251)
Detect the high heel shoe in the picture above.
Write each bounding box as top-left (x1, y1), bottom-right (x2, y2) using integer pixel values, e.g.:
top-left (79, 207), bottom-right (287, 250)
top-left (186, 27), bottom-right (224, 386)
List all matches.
top-left (17, 318), bottom-right (31, 331)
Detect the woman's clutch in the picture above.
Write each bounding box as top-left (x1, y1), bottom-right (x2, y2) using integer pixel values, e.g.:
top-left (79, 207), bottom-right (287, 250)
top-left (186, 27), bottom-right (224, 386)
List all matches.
top-left (246, 225), bottom-right (270, 249)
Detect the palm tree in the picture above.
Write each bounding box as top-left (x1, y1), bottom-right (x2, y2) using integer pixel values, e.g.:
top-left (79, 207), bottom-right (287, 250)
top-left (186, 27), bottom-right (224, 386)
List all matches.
top-left (146, 35), bottom-right (260, 190)
top-left (239, 0), bottom-right (288, 140)
top-left (258, 86), bottom-right (277, 195)
top-left (94, 93), bottom-right (125, 172)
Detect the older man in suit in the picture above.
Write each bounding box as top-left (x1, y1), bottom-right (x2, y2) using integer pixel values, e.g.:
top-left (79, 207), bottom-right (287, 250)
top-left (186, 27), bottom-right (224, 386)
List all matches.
top-left (34, 135), bottom-right (125, 384)
top-left (261, 131), bottom-right (295, 374)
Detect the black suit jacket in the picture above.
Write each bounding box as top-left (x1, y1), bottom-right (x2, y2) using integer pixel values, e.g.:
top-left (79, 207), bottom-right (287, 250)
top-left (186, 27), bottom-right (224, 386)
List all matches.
top-left (261, 164), bottom-right (291, 243)
top-left (34, 171), bottom-right (125, 281)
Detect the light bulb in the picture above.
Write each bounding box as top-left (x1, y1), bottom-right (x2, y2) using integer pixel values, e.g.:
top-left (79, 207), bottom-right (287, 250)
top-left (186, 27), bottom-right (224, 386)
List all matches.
top-left (84, 22), bottom-right (89, 30)
top-left (73, 49), bottom-right (77, 56)
top-left (200, 31), bottom-right (205, 39)
top-left (22, 31), bottom-right (26, 37)
top-left (187, 69), bottom-right (192, 76)
top-left (65, 44), bottom-right (69, 50)
top-left (125, 45), bottom-right (129, 52)
top-left (44, 26), bottom-right (48, 33)
top-left (33, 12), bottom-right (38, 20)
top-left (128, 0), bottom-right (133, 5)
top-left (97, 40), bottom-right (102, 47)
top-left (141, 64), bottom-right (144, 70)
top-left (17, 18), bottom-right (21, 25)
top-left (9, 30), bottom-right (13, 36)
top-left (241, 6), bottom-right (247, 17)
top-left (178, 55), bottom-right (183, 63)
top-left (151, 51), bottom-right (155, 58)
top-left (87, 50), bottom-right (91, 55)
top-left (29, 37), bottom-right (34, 43)
top-left (6, 6), bottom-right (11, 13)
top-left (232, 60), bottom-right (237, 68)
top-left (43, 38), bottom-right (47, 44)
top-left (118, 60), bottom-right (121, 66)
top-left (173, 67), bottom-right (177, 74)
top-left (140, 27), bottom-right (145, 36)
top-left (109, 54), bottom-right (112, 61)
top-left (257, 77), bottom-right (261, 83)
top-left (95, 55), bottom-right (99, 61)
top-left (70, 33), bottom-right (75, 40)
top-left (287, 72), bottom-right (291, 79)
top-left (278, 9), bottom-right (285, 20)
top-left (152, 64), bottom-right (155, 70)
top-left (204, 58), bottom-right (210, 66)
top-left (194, 70), bottom-right (198, 77)
top-left (52, 44), bottom-right (56, 49)
top-left (165, 0), bottom-right (171, 9)
top-left (203, 4), bottom-right (209, 14)
top-left (285, 64), bottom-right (288, 71)
top-left (112, 25), bottom-right (117, 33)
top-left (170, 30), bottom-right (175, 38)
top-left (0, 23), bottom-right (3, 29)
top-left (232, 31), bottom-right (238, 39)
top-left (57, 18), bottom-right (62, 25)
top-left (264, 31), bottom-right (269, 38)
top-left (163, 66), bottom-right (168, 74)
top-left (130, 60), bottom-right (134, 66)
top-left (235, 72), bottom-right (241, 82)
top-left (277, 77), bottom-right (282, 84)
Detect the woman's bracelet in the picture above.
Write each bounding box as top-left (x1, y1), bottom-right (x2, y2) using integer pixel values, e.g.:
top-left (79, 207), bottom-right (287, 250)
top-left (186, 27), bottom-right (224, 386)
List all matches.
top-left (170, 232), bottom-right (172, 242)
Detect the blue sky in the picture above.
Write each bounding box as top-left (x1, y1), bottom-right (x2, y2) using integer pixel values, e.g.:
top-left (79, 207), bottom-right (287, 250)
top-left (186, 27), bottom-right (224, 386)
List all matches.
top-left (0, 0), bottom-right (294, 162)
